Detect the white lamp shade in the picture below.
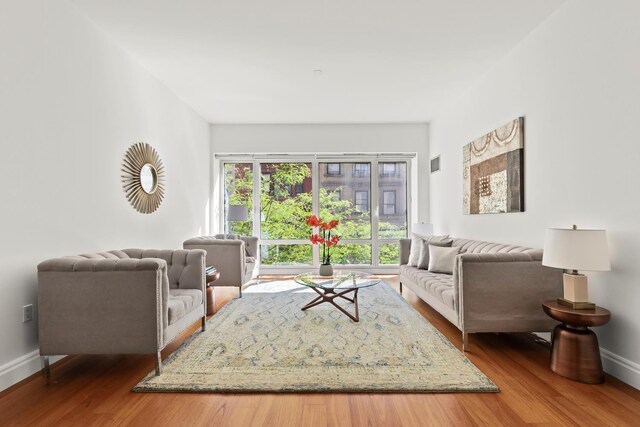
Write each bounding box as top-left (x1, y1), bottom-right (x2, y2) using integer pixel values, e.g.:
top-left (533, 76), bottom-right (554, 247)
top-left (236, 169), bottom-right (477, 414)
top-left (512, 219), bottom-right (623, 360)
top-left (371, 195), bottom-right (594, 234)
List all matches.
top-left (227, 205), bottom-right (249, 221)
top-left (542, 228), bottom-right (611, 271)
top-left (412, 223), bottom-right (434, 236)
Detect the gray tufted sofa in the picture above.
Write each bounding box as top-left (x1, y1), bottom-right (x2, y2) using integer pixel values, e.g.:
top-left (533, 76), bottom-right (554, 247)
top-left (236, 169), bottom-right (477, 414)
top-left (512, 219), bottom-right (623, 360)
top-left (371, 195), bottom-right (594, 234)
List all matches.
top-left (37, 248), bottom-right (206, 379)
top-left (399, 238), bottom-right (563, 351)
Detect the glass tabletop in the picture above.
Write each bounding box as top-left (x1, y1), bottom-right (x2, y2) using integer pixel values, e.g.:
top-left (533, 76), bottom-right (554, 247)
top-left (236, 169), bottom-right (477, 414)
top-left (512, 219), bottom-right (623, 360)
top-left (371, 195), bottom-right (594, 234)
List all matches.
top-left (294, 271), bottom-right (381, 290)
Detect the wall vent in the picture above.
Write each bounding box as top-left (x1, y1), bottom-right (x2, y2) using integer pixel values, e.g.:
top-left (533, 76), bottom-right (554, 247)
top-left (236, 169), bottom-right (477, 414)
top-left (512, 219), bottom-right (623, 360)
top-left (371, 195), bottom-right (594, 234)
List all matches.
top-left (430, 155), bottom-right (441, 173)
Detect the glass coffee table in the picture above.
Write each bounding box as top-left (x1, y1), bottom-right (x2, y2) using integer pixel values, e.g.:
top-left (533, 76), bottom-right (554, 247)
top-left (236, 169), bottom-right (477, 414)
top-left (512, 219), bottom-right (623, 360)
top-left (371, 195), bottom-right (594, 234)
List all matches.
top-left (294, 271), bottom-right (381, 322)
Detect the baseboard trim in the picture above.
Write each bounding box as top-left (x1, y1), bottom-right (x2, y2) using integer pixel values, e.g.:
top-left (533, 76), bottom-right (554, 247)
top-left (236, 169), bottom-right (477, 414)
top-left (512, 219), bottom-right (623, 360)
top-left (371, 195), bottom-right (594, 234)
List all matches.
top-left (601, 348), bottom-right (640, 390)
top-left (0, 350), bottom-right (65, 392)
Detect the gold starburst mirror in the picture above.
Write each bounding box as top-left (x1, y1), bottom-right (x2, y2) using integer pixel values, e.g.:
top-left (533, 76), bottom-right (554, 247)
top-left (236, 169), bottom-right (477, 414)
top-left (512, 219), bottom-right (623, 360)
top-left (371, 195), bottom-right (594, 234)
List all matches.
top-left (121, 142), bottom-right (166, 214)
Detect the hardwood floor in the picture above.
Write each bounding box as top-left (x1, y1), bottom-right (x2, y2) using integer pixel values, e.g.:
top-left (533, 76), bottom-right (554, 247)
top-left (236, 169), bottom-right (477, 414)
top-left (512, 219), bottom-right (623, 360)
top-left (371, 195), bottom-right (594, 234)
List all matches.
top-left (1, 276), bottom-right (639, 426)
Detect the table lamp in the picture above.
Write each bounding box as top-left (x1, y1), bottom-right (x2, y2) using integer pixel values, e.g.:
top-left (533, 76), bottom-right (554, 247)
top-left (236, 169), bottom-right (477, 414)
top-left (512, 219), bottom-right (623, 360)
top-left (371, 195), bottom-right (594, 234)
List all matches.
top-left (226, 204), bottom-right (249, 233)
top-left (412, 223), bottom-right (434, 236)
top-left (542, 225), bottom-right (610, 309)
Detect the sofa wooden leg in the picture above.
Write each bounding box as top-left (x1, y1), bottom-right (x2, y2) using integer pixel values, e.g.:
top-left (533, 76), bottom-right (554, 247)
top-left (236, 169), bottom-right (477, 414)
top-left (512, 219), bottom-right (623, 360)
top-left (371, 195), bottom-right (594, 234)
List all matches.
top-left (399, 282), bottom-right (403, 294)
top-left (42, 356), bottom-right (50, 384)
top-left (201, 315), bottom-right (206, 332)
top-left (462, 332), bottom-right (469, 352)
top-left (239, 286), bottom-right (243, 298)
top-left (155, 351), bottom-right (162, 376)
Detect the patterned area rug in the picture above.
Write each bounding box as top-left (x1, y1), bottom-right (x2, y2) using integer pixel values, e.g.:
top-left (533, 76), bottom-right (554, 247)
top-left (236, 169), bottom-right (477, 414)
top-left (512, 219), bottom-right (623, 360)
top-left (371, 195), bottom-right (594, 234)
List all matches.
top-left (134, 280), bottom-right (498, 393)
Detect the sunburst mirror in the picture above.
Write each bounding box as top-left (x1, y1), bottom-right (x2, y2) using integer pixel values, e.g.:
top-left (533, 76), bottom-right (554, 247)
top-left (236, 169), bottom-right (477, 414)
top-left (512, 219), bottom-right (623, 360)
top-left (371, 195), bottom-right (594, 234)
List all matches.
top-left (121, 142), bottom-right (166, 214)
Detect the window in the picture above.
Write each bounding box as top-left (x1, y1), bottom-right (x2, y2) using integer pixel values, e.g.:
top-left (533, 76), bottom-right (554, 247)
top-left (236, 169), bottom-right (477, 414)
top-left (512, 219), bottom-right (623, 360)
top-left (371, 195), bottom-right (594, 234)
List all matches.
top-left (355, 190), bottom-right (369, 213)
top-left (320, 162), bottom-right (371, 239)
top-left (261, 172), bottom-right (272, 197)
top-left (326, 163), bottom-right (341, 175)
top-left (382, 190), bottom-right (396, 215)
top-left (379, 243), bottom-right (400, 265)
top-left (292, 183), bottom-right (304, 195)
top-left (378, 162), bottom-right (407, 238)
top-left (260, 163), bottom-right (313, 240)
top-left (223, 163), bottom-right (253, 235)
top-left (261, 244), bottom-right (313, 266)
top-left (380, 162), bottom-right (397, 176)
top-left (331, 244), bottom-right (372, 265)
top-left (353, 163), bottom-right (370, 177)
top-left (221, 156), bottom-right (410, 267)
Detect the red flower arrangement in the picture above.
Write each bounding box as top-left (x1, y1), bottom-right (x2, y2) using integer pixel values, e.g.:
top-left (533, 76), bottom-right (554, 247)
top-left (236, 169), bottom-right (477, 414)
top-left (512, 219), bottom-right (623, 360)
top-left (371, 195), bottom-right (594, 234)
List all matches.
top-left (306, 215), bottom-right (340, 265)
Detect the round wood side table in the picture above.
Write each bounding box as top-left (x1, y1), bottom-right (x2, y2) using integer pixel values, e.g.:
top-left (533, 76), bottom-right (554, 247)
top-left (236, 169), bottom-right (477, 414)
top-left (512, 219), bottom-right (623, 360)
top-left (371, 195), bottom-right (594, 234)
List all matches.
top-left (542, 300), bottom-right (611, 384)
top-left (205, 271), bottom-right (221, 316)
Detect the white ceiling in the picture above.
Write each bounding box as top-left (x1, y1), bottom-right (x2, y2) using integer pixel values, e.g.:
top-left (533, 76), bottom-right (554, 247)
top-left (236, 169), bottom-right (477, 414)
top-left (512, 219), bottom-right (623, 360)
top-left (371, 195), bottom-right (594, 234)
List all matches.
top-left (71, 0), bottom-right (564, 124)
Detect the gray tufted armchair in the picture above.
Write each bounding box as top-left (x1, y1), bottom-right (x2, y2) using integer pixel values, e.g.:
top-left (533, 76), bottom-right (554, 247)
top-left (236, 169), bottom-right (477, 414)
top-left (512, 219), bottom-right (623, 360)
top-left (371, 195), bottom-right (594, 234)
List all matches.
top-left (183, 235), bottom-right (259, 297)
top-left (37, 248), bottom-right (206, 379)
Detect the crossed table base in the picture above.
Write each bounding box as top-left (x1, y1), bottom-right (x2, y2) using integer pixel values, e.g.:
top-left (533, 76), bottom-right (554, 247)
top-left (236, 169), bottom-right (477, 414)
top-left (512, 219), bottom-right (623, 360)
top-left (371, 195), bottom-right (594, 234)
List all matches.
top-left (301, 286), bottom-right (361, 322)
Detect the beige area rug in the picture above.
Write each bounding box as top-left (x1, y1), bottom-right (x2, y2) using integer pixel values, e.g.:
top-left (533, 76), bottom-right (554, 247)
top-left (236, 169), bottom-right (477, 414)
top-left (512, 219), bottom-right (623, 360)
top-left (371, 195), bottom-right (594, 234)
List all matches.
top-left (134, 280), bottom-right (498, 393)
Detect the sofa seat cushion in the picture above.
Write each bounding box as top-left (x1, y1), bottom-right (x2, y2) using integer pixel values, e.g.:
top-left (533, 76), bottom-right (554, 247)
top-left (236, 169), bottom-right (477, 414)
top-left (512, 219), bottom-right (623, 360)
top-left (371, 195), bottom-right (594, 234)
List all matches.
top-left (167, 289), bottom-right (203, 325)
top-left (245, 257), bottom-right (256, 274)
top-left (400, 265), bottom-right (456, 311)
top-left (244, 257), bottom-right (256, 283)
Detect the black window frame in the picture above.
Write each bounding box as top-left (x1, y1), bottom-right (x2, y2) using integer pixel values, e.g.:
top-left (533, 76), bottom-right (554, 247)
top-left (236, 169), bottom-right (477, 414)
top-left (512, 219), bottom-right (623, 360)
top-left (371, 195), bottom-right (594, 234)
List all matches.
top-left (380, 162), bottom-right (397, 177)
top-left (355, 190), bottom-right (369, 212)
top-left (326, 163), bottom-right (341, 176)
top-left (353, 163), bottom-right (371, 177)
top-left (382, 190), bottom-right (396, 215)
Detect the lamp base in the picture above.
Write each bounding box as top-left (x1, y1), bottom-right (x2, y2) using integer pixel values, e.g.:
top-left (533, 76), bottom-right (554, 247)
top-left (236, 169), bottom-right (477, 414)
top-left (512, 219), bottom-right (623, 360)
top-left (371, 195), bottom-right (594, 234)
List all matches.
top-left (557, 298), bottom-right (596, 310)
top-left (561, 273), bottom-right (595, 310)
top-left (563, 273), bottom-right (589, 300)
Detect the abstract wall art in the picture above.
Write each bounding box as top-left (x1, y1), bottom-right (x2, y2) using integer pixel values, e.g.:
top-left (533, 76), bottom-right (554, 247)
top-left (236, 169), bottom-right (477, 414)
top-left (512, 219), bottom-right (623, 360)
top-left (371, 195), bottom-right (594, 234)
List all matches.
top-left (463, 117), bottom-right (524, 215)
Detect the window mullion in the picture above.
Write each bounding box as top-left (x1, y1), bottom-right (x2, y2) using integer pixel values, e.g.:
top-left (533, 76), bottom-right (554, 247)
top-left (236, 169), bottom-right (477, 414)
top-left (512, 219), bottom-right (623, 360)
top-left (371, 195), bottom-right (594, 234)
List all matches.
top-left (219, 161), bottom-right (225, 233)
top-left (371, 160), bottom-right (380, 268)
top-left (253, 160), bottom-right (260, 243)
top-left (311, 159), bottom-right (319, 268)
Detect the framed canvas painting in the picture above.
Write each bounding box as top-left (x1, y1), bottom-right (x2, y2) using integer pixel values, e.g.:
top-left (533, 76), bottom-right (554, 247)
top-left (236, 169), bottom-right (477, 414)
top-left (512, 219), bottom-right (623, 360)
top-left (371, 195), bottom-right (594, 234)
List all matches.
top-left (463, 117), bottom-right (524, 215)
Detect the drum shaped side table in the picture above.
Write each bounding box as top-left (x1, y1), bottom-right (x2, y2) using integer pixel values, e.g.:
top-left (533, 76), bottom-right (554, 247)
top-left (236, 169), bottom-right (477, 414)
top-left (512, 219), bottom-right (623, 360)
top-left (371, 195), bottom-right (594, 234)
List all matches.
top-left (542, 300), bottom-right (611, 384)
top-left (205, 271), bottom-right (221, 316)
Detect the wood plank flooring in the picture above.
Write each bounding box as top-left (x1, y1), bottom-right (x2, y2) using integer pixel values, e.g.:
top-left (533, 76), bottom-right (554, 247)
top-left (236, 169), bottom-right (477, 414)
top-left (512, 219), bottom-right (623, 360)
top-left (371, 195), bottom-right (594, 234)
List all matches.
top-left (1, 276), bottom-right (639, 426)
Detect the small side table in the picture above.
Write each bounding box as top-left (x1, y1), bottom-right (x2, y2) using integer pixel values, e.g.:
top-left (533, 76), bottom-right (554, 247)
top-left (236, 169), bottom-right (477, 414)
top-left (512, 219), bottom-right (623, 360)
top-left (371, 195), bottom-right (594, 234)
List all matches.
top-left (205, 271), bottom-right (221, 316)
top-left (542, 300), bottom-right (611, 384)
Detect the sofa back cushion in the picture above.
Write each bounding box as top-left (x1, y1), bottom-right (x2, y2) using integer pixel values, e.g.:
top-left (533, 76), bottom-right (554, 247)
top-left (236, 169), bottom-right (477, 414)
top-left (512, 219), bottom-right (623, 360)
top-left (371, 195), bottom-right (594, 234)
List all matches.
top-left (451, 238), bottom-right (542, 261)
top-left (185, 235), bottom-right (256, 258)
top-left (76, 251), bottom-right (128, 260)
top-left (123, 249), bottom-right (203, 289)
top-left (217, 234), bottom-right (259, 258)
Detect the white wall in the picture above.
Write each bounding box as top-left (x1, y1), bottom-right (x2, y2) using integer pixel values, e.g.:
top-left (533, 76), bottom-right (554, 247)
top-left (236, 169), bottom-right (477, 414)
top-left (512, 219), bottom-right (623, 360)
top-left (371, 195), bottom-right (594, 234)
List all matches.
top-left (429, 0), bottom-right (640, 388)
top-left (210, 123), bottom-right (430, 232)
top-left (0, 0), bottom-right (210, 390)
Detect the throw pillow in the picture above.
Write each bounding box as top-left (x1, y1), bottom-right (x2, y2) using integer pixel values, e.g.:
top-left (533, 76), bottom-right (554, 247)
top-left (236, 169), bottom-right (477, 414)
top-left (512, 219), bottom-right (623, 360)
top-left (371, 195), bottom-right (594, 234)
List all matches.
top-left (417, 239), bottom-right (453, 270)
top-left (428, 245), bottom-right (460, 275)
top-left (408, 233), bottom-right (450, 266)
